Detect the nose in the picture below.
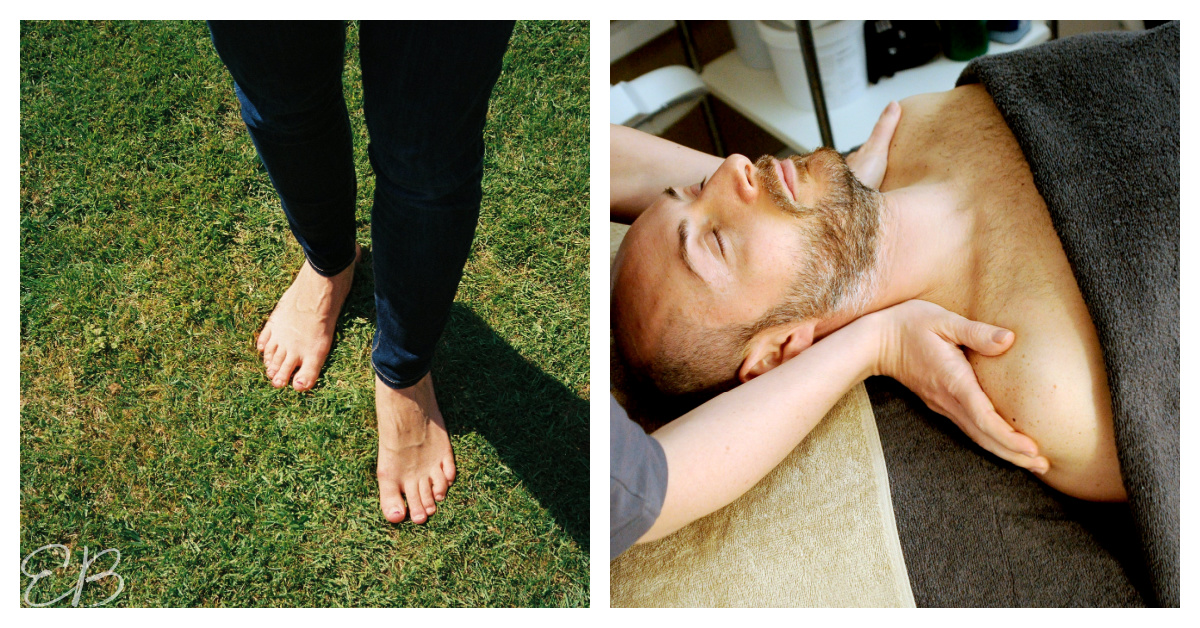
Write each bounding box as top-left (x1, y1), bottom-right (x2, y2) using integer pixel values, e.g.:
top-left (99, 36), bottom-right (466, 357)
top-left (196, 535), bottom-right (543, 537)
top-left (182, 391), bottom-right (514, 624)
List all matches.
top-left (717, 154), bottom-right (758, 204)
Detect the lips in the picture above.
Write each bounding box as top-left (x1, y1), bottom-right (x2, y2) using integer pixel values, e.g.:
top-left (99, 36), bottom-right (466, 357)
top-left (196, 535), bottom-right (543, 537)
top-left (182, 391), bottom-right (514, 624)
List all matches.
top-left (776, 157), bottom-right (797, 201)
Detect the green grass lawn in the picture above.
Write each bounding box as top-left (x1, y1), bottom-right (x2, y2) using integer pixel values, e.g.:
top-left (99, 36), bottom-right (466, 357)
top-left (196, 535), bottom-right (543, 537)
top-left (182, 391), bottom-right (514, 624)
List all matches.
top-left (20, 20), bottom-right (589, 607)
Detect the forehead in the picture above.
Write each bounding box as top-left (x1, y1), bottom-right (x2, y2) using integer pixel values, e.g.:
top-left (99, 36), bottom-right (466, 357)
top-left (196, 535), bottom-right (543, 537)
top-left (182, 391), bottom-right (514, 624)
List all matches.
top-left (614, 196), bottom-right (712, 313)
top-left (613, 193), bottom-right (802, 357)
top-left (611, 202), bottom-right (684, 367)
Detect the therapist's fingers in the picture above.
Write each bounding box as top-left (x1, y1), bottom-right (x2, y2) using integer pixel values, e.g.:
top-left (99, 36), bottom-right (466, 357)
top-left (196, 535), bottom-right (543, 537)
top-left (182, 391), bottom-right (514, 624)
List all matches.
top-left (923, 310), bottom-right (1042, 466)
top-left (942, 366), bottom-right (1050, 473)
top-left (956, 378), bottom-right (1046, 464)
top-left (861, 101), bottom-right (901, 153)
top-left (930, 312), bottom-right (1047, 469)
top-left (945, 399), bottom-right (1050, 473)
top-left (845, 101), bottom-right (901, 189)
top-left (936, 312), bottom-right (1015, 358)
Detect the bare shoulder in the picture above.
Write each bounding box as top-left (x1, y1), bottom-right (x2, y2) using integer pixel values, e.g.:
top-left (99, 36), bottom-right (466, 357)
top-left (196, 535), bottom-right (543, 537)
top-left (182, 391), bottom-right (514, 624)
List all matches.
top-left (969, 308), bottom-right (1126, 502)
top-left (897, 83), bottom-right (992, 115)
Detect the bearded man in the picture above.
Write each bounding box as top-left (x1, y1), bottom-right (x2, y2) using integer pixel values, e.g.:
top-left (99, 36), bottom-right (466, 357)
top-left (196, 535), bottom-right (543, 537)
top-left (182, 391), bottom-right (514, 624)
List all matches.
top-left (611, 22), bottom-right (1177, 605)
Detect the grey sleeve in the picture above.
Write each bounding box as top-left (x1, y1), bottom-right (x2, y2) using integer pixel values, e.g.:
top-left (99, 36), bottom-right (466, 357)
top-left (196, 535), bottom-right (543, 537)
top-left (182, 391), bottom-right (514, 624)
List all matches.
top-left (610, 394), bottom-right (668, 560)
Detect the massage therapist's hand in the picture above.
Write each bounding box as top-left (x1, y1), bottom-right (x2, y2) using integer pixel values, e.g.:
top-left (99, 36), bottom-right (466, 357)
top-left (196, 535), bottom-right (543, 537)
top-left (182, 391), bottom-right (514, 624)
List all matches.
top-left (845, 101), bottom-right (901, 190)
top-left (869, 300), bottom-right (1051, 474)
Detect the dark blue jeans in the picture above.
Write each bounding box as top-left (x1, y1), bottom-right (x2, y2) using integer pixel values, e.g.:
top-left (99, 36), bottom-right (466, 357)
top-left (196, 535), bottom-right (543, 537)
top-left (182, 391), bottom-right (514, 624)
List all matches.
top-left (209, 21), bottom-right (514, 389)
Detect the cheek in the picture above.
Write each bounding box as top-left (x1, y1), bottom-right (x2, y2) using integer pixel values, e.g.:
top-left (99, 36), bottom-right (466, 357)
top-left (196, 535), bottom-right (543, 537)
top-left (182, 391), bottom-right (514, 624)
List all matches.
top-left (705, 278), bottom-right (768, 326)
top-left (742, 230), bottom-right (801, 297)
top-left (746, 219), bottom-right (802, 268)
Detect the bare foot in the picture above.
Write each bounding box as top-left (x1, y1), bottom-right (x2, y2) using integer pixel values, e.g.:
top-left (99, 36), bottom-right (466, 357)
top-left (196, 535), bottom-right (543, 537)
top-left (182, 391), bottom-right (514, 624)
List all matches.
top-left (375, 372), bottom-right (456, 524)
top-left (256, 245), bottom-right (360, 391)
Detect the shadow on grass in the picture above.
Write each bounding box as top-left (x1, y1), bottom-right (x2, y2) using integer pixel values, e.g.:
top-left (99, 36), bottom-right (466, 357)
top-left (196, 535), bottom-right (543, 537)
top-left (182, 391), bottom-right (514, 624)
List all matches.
top-left (341, 247), bottom-right (590, 551)
top-left (435, 304), bottom-right (590, 551)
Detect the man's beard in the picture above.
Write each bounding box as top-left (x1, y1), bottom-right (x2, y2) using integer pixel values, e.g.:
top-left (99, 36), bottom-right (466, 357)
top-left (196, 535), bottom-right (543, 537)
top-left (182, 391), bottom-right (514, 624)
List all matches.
top-left (733, 148), bottom-right (884, 341)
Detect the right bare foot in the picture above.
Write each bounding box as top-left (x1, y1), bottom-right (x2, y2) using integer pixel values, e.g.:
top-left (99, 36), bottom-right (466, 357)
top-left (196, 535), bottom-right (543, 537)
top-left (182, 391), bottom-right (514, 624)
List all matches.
top-left (256, 245), bottom-right (360, 391)
top-left (375, 373), bottom-right (456, 524)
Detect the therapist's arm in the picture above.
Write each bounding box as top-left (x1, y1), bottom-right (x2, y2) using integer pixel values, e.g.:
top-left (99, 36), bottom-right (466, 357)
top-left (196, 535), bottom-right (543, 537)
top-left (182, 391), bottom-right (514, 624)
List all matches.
top-left (610, 124), bottom-right (722, 224)
top-left (638, 299), bottom-right (1039, 544)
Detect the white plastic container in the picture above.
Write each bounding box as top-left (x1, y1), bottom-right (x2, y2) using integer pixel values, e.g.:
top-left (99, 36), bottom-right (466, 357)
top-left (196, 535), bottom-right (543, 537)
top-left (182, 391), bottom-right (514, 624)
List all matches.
top-left (755, 20), bottom-right (867, 111)
top-left (728, 20), bottom-right (773, 70)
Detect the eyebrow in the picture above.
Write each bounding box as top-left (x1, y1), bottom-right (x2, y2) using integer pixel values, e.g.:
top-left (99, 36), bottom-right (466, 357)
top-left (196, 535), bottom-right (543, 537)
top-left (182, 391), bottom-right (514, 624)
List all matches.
top-left (677, 218), bottom-right (701, 280)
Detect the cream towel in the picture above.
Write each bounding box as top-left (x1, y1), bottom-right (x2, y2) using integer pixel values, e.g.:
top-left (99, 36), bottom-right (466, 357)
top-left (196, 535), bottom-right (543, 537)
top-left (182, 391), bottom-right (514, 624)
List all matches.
top-left (610, 223), bottom-right (629, 267)
top-left (610, 222), bottom-right (912, 608)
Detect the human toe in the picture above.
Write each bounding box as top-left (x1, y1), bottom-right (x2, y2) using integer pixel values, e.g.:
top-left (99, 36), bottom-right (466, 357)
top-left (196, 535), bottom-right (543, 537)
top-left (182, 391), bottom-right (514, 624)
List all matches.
top-left (418, 477), bottom-right (437, 516)
top-left (404, 482), bottom-right (427, 524)
top-left (266, 347), bottom-right (286, 380)
top-left (274, 353), bottom-right (300, 388)
top-left (263, 341), bottom-right (278, 368)
top-left (256, 327), bottom-right (272, 352)
top-left (431, 469), bottom-right (449, 502)
top-left (293, 360), bottom-right (321, 392)
top-left (378, 477), bottom-right (406, 523)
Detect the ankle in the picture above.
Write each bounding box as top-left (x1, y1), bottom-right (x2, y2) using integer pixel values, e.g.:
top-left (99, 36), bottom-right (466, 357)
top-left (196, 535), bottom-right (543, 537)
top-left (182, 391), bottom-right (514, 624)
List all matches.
top-left (376, 373), bottom-right (440, 418)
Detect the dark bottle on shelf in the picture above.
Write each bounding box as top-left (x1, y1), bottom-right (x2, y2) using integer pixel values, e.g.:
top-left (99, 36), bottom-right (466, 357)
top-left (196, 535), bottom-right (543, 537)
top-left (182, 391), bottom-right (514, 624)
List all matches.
top-left (940, 21), bottom-right (989, 61)
top-left (863, 20), bottom-right (942, 84)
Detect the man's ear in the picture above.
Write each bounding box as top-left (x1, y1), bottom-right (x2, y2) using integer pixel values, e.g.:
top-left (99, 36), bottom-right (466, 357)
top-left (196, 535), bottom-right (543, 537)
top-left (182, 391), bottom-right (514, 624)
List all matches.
top-left (737, 320), bottom-right (817, 383)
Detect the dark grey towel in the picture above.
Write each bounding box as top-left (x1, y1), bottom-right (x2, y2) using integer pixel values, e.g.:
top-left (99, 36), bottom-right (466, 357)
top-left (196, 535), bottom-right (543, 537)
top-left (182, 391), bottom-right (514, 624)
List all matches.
top-left (870, 377), bottom-right (1152, 607)
top-left (957, 21), bottom-right (1179, 607)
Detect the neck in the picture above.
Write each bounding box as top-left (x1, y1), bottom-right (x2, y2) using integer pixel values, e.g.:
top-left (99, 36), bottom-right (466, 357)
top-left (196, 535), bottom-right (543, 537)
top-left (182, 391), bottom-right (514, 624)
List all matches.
top-left (814, 183), bottom-right (977, 337)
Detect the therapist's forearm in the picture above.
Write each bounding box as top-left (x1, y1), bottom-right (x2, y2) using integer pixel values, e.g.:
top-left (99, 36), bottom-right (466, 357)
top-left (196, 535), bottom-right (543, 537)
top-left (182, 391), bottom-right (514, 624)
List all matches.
top-left (639, 315), bottom-right (881, 543)
top-left (610, 124), bottom-right (723, 224)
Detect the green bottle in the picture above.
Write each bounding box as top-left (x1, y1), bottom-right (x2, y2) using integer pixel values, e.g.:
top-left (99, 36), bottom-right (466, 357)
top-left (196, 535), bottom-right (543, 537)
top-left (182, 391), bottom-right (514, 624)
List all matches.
top-left (941, 21), bottom-right (990, 61)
